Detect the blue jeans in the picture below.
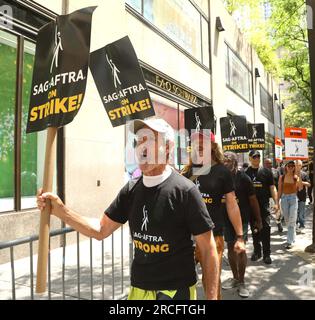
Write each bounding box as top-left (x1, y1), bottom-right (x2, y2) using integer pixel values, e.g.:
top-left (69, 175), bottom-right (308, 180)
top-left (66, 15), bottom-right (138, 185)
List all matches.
top-left (281, 194), bottom-right (298, 245)
top-left (297, 201), bottom-right (306, 228)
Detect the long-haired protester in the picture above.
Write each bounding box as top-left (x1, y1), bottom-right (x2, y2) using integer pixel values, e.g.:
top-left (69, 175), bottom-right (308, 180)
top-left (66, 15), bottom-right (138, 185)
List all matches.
top-left (182, 131), bottom-right (245, 300)
top-left (278, 160), bottom-right (303, 249)
top-left (221, 152), bottom-right (262, 298)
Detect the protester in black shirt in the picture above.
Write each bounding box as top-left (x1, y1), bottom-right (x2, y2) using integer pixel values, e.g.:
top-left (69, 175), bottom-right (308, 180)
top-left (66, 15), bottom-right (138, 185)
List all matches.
top-left (264, 158), bottom-right (283, 233)
top-left (245, 150), bottom-right (279, 264)
top-left (222, 152), bottom-right (262, 298)
top-left (36, 118), bottom-right (219, 300)
top-left (295, 160), bottom-right (311, 230)
top-left (182, 131), bottom-right (245, 300)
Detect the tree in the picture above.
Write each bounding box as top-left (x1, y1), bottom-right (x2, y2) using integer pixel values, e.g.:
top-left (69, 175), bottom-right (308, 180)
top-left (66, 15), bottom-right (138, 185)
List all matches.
top-left (223, 0), bottom-right (312, 138)
top-left (268, 0), bottom-right (312, 138)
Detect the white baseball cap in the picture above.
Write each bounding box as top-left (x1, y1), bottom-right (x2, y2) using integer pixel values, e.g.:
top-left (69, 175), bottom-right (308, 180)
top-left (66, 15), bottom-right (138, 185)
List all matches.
top-left (129, 118), bottom-right (175, 143)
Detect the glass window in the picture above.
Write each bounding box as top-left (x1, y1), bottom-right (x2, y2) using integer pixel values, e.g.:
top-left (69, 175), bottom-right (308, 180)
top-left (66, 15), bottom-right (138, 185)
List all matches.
top-left (126, 0), bottom-right (142, 13)
top-left (0, 30), bottom-right (17, 212)
top-left (260, 84), bottom-right (274, 123)
top-left (0, 32), bottom-right (55, 213)
top-left (201, 17), bottom-right (209, 68)
top-left (264, 133), bottom-right (275, 160)
top-left (143, 0), bottom-right (204, 64)
top-left (225, 44), bottom-right (252, 104)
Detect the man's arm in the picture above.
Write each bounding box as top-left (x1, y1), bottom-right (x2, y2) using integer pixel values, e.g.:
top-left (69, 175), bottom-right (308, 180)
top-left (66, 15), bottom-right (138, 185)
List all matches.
top-left (194, 231), bottom-right (219, 300)
top-left (225, 192), bottom-right (246, 253)
top-left (248, 194), bottom-right (263, 231)
top-left (37, 189), bottom-right (121, 240)
top-left (270, 185), bottom-right (279, 208)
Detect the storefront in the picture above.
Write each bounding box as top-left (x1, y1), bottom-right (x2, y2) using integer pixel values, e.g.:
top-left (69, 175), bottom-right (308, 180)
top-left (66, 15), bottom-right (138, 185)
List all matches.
top-left (0, 1), bottom-right (56, 213)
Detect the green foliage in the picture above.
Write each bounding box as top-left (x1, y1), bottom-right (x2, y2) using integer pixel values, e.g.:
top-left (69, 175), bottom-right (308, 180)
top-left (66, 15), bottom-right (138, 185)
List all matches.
top-left (223, 0), bottom-right (312, 136)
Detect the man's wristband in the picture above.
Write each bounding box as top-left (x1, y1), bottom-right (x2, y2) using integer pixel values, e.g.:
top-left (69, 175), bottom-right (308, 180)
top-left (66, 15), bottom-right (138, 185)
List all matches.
top-left (236, 234), bottom-right (244, 241)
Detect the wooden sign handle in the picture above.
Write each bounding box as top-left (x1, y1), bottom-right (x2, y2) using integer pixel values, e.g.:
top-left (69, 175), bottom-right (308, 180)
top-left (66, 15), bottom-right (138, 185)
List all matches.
top-left (36, 127), bottom-right (57, 293)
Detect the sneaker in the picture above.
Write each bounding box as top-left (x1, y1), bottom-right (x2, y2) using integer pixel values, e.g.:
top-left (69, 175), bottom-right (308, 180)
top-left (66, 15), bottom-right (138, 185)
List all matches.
top-left (285, 243), bottom-right (293, 249)
top-left (263, 256), bottom-right (272, 264)
top-left (251, 253), bottom-right (262, 261)
top-left (237, 283), bottom-right (250, 298)
top-left (222, 278), bottom-right (239, 290)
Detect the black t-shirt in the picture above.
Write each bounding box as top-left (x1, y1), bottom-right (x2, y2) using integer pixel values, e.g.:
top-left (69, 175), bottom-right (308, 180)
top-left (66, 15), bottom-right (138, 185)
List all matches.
top-left (245, 166), bottom-right (274, 209)
top-left (271, 168), bottom-right (280, 190)
top-left (233, 170), bottom-right (255, 223)
top-left (105, 170), bottom-right (214, 290)
top-left (297, 171), bottom-right (310, 202)
top-left (188, 164), bottom-right (235, 237)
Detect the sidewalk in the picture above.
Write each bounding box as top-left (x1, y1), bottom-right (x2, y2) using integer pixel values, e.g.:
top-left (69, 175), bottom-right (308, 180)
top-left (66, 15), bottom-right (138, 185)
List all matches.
top-left (1, 207), bottom-right (314, 300)
top-left (197, 204), bottom-right (315, 300)
top-left (0, 227), bottom-right (131, 300)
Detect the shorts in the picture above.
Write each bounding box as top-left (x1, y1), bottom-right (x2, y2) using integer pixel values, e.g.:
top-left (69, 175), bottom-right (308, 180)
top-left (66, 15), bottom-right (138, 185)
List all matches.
top-left (224, 222), bottom-right (249, 243)
top-left (127, 285), bottom-right (197, 300)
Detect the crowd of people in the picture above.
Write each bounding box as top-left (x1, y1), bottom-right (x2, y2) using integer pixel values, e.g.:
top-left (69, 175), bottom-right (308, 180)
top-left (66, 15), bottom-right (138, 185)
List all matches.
top-left (36, 118), bottom-right (313, 300)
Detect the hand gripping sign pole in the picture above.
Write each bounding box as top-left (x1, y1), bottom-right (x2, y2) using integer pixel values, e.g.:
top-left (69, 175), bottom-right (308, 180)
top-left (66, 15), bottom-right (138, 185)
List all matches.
top-left (26, 7), bottom-right (95, 293)
top-left (36, 127), bottom-right (57, 293)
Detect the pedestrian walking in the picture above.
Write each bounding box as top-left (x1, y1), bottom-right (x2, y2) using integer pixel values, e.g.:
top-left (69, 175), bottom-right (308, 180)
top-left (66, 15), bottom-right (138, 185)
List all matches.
top-left (295, 160), bottom-right (311, 232)
top-left (245, 150), bottom-right (279, 264)
top-left (221, 152), bottom-right (262, 298)
top-left (278, 160), bottom-right (303, 249)
top-left (36, 118), bottom-right (219, 300)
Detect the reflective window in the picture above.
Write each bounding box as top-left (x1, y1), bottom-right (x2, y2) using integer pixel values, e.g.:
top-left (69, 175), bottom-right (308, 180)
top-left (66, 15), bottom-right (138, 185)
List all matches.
top-left (126, 0), bottom-right (209, 67)
top-left (0, 31), bottom-right (55, 213)
top-left (0, 30), bottom-right (16, 212)
top-left (264, 133), bottom-right (275, 160)
top-left (201, 17), bottom-right (209, 68)
top-left (225, 44), bottom-right (252, 104)
top-left (260, 84), bottom-right (274, 123)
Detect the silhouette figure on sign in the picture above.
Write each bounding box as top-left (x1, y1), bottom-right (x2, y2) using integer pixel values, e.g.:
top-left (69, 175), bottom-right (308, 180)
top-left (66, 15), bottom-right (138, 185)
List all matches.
top-left (50, 26), bottom-right (63, 73)
top-left (106, 54), bottom-right (121, 88)
top-left (229, 119), bottom-right (237, 136)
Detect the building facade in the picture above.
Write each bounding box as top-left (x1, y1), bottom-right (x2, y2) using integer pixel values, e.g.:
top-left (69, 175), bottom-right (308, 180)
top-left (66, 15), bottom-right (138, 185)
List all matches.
top-left (0, 0), bottom-right (284, 262)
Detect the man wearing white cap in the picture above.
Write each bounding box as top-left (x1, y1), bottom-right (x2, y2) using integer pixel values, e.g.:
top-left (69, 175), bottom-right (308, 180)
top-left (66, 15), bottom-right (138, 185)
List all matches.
top-left (36, 117), bottom-right (219, 300)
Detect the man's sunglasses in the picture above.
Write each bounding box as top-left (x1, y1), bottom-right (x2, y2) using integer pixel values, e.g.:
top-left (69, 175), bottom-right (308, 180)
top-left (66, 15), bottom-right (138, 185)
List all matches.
top-left (252, 155), bottom-right (260, 159)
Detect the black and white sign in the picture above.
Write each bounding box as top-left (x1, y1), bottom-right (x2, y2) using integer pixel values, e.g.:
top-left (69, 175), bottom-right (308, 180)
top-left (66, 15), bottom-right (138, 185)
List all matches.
top-left (89, 36), bottom-right (155, 127)
top-left (26, 6), bottom-right (96, 133)
top-left (184, 106), bottom-right (215, 134)
top-left (247, 123), bottom-right (265, 150)
top-left (220, 116), bottom-right (248, 153)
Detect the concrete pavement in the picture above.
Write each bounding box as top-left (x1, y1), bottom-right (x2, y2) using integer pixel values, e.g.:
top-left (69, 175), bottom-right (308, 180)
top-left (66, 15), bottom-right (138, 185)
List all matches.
top-left (197, 204), bottom-right (315, 300)
top-left (0, 206), bottom-right (314, 300)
